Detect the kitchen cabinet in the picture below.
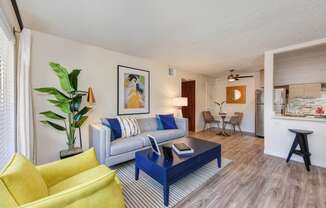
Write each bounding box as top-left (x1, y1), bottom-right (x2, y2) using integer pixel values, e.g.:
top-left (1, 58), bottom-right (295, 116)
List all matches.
top-left (289, 85), bottom-right (304, 99)
top-left (289, 83), bottom-right (321, 99)
top-left (305, 83), bottom-right (321, 98)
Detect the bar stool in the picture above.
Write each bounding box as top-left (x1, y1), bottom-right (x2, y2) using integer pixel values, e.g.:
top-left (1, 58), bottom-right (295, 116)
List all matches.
top-left (286, 129), bottom-right (313, 171)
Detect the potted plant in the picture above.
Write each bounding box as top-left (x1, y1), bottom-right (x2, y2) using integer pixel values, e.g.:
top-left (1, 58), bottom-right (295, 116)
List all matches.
top-left (35, 62), bottom-right (90, 150)
top-left (214, 101), bottom-right (226, 114)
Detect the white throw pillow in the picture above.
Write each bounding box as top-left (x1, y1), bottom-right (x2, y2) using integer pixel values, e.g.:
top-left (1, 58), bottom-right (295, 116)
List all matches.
top-left (117, 117), bottom-right (141, 138)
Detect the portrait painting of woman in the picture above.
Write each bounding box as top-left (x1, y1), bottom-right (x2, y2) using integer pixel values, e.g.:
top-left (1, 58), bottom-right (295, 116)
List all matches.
top-left (124, 74), bottom-right (145, 108)
top-left (118, 65), bottom-right (150, 115)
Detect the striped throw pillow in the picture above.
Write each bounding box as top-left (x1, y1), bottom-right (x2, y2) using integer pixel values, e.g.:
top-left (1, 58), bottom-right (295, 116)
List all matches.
top-left (117, 117), bottom-right (141, 138)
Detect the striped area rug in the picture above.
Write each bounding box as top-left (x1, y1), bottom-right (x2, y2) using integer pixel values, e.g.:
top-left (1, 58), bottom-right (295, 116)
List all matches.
top-left (114, 158), bottom-right (231, 208)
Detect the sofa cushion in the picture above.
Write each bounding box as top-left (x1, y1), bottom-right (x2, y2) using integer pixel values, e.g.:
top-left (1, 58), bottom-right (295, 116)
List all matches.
top-left (0, 154), bottom-right (48, 205)
top-left (159, 114), bottom-right (178, 129)
top-left (137, 117), bottom-right (158, 132)
top-left (110, 135), bottom-right (145, 156)
top-left (37, 148), bottom-right (100, 187)
top-left (49, 165), bottom-right (112, 195)
top-left (0, 180), bottom-right (18, 208)
top-left (118, 117), bottom-right (141, 138)
top-left (102, 118), bottom-right (122, 141)
top-left (156, 115), bottom-right (164, 130)
top-left (144, 129), bottom-right (185, 145)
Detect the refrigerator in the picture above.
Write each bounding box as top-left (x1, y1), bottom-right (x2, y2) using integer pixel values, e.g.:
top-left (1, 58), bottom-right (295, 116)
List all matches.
top-left (255, 88), bottom-right (287, 138)
top-left (255, 90), bottom-right (264, 137)
top-left (273, 88), bottom-right (287, 115)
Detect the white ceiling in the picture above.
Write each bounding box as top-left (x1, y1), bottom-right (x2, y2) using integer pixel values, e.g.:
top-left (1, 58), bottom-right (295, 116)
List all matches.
top-left (17, 0), bottom-right (326, 76)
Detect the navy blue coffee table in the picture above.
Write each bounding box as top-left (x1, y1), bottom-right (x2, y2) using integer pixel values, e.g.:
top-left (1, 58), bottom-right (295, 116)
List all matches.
top-left (135, 137), bottom-right (221, 206)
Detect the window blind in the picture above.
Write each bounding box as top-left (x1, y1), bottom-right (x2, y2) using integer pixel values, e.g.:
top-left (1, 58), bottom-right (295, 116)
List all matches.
top-left (0, 25), bottom-right (15, 169)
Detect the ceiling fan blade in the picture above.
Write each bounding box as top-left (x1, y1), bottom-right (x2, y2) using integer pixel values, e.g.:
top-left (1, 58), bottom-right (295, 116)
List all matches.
top-left (238, 75), bottom-right (254, 78)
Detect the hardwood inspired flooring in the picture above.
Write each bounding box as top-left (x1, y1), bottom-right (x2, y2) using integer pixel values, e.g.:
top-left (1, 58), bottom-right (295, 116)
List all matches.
top-left (175, 130), bottom-right (326, 208)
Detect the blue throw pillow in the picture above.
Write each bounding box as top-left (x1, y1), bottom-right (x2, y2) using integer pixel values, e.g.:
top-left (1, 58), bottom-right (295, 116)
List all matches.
top-left (156, 115), bottom-right (164, 130)
top-left (159, 114), bottom-right (178, 129)
top-left (102, 118), bottom-right (122, 141)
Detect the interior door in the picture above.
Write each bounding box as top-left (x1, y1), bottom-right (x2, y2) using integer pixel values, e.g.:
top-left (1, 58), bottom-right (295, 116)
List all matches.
top-left (181, 80), bottom-right (196, 131)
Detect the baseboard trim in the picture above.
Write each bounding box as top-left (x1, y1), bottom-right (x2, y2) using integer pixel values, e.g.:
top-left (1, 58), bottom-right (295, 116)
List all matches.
top-left (201, 127), bottom-right (256, 137)
top-left (264, 150), bottom-right (326, 169)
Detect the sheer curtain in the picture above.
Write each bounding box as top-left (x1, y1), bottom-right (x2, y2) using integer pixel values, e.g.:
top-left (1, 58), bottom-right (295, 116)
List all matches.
top-left (16, 28), bottom-right (36, 163)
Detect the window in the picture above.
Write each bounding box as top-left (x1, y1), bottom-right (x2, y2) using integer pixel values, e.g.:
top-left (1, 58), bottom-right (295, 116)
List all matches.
top-left (0, 23), bottom-right (15, 169)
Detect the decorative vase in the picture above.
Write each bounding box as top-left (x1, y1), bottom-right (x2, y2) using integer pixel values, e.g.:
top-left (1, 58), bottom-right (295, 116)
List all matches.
top-left (68, 143), bottom-right (75, 150)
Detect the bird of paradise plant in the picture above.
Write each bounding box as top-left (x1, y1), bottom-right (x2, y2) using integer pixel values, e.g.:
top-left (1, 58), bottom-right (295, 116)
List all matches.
top-left (35, 62), bottom-right (90, 149)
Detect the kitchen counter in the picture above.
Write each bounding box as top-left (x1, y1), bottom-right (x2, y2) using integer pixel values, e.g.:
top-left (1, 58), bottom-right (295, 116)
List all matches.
top-left (267, 114), bottom-right (326, 168)
top-left (273, 115), bottom-right (326, 122)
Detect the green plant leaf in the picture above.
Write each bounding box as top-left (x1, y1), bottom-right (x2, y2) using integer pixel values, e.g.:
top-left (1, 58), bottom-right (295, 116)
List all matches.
top-left (56, 102), bottom-right (71, 114)
top-left (68, 69), bottom-right (81, 91)
top-left (41, 120), bottom-right (66, 131)
top-left (73, 106), bottom-right (90, 121)
top-left (40, 111), bottom-right (66, 120)
top-left (47, 99), bottom-right (62, 105)
top-left (74, 116), bottom-right (88, 128)
top-left (47, 99), bottom-right (71, 113)
top-left (49, 62), bottom-right (74, 93)
top-left (35, 87), bottom-right (70, 102)
top-left (70, 94), bottom-right (82, 112)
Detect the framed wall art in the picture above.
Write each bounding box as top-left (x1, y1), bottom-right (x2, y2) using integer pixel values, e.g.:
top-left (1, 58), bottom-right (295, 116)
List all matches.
top-left (226, 85), bottom-right (246, 104)
top-left (117, 65), bottom-right (150, 115)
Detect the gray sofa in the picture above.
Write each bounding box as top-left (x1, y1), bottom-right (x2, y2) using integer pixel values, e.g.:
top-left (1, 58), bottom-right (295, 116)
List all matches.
top-left (90, 117), bottom-right (188, 166)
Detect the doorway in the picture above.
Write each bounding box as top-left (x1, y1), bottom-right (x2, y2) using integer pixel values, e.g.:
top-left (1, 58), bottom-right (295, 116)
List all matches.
top-left (181, 80), bottom-right (196, 131)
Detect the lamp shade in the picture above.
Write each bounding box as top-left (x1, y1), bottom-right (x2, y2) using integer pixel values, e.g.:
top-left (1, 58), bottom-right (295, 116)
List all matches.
top-left (173, 97), bottom-right (188, 107)
top-left (87, 87), bottom-right (96, 106)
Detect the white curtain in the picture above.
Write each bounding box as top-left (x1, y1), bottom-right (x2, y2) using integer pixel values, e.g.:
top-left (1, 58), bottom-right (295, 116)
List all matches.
top-left (16, 28), bottom-right (36, 163)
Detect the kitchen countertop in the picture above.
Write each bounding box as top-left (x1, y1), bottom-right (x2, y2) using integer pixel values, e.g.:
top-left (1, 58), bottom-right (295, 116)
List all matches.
top-left (272, 115), bottom-right (326, 122)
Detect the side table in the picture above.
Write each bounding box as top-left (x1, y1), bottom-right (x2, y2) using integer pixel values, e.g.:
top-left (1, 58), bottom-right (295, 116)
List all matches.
top-left (60, 147), bottom-right (83, 159)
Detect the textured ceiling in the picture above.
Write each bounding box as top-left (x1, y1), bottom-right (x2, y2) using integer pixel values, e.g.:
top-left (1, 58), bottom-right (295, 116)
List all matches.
top-left (17, 0), bottom-right (326, 76)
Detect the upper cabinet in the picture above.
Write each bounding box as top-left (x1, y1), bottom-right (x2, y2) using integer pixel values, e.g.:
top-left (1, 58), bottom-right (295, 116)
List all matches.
top-left (289, 83), bottom-right (321, 99)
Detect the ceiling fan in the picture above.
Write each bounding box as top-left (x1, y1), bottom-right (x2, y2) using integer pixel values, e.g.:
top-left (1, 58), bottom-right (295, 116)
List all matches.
top-left (227, 69), bottom-right (253, 82)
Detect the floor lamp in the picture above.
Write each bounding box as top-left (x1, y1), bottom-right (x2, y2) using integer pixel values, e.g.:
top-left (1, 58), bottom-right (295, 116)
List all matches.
top-left (77, 87), bottom-right (96, 148)
top-left (173, 97), bottom-right (188, 117)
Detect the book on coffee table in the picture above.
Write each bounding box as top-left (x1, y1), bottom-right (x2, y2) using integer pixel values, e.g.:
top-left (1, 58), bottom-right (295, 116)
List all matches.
top-left (172, 143), bottom-right (194, 155)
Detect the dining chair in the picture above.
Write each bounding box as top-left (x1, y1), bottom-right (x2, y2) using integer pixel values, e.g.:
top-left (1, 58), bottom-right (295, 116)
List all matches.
top-left (225, 112), bottom-right (244, 135)
top-left (202, 111), bottom-right (220, 131)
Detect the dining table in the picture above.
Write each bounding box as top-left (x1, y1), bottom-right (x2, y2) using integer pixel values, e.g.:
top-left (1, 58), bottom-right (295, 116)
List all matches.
top-left (216, 113), bottom-right (238, 137)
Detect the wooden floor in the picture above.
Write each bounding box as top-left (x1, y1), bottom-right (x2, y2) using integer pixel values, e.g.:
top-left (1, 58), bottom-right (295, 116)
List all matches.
top-left (175, 130), bottom-right (326, 208)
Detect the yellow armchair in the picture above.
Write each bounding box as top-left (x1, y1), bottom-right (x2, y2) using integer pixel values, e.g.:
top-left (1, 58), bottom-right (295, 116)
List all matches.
top-left (0, 148), bottom-right (125, 208)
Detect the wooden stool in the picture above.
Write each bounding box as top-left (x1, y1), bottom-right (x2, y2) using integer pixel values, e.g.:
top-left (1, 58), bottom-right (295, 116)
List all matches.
top-left (287, 129), bottom-right (313, 171)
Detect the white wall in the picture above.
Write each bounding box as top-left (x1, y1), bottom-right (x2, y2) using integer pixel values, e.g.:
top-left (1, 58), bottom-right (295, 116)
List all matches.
top-left (264, 38), bottom-right (326, 168)
top-left (265, 117), bottom-right (326, 168)
top-left (30, 30), bottom-right (209, 164)
top-left (0, 0), bottom-right (20, 32)
top-left (207, 73), bottom-right (259, 133)
top-left (274, 44), bottom-right (326, 86)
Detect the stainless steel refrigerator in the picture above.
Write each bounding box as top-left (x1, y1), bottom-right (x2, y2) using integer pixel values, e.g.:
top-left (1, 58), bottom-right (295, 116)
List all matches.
top-left (255, 90), bottom-right (264, 137)
top-left (255, 88), bottom-right (286, 137)
top-left (273, 88), bottom-right (287, 115)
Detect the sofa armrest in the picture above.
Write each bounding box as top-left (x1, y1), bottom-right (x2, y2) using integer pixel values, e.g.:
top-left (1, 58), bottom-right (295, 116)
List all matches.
top-left (20, 171), bottom-right (125, 208)
top-left (36, 148), bottom-right (99, 187)
top-left (89, 124), bottom-right (111, 164)
top-left (175, 118), bottom-right (189, 136)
